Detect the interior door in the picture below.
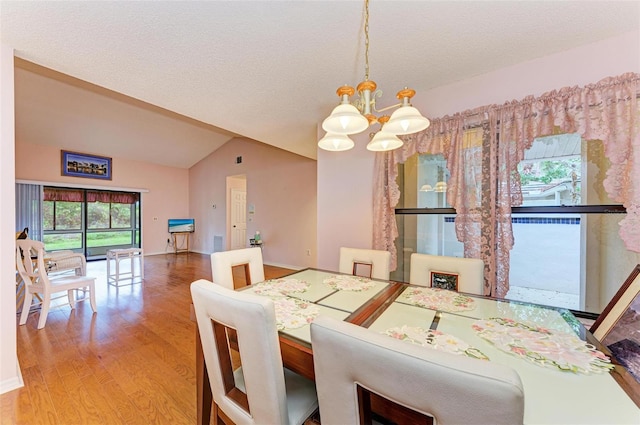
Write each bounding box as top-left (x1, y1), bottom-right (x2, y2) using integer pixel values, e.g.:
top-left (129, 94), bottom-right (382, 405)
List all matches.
top-left (230, 189), bottom-right (247, 249)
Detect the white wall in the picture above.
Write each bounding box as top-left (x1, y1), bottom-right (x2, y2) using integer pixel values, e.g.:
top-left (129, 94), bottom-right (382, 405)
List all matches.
top-left (0, 44), bottom-right (21, 394)
top-left (317, 30), bottom-right (640, 273)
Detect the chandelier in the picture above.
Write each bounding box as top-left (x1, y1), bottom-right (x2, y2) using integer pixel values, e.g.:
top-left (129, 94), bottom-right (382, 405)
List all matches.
top-left (318, 0), bottom-right (430, 152)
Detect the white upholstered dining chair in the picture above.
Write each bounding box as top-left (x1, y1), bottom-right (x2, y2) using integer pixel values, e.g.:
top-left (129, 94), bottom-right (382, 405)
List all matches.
top-left (310, 315), bottom-right (524, 425)
top-left (210, 247), bottom-right (265, 290)
top-left (409, 253), bottom-right (485, 295)
top-left (16, 239), bottom-right (97, 329)
top-left (190, 279), bottom-right (318, 425)
top-left (338, 247), bottom-right (391, 280)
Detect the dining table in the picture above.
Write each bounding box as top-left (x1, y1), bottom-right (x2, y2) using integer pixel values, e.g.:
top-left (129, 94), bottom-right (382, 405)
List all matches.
top-left (196, 268), bottom-right (640, 425)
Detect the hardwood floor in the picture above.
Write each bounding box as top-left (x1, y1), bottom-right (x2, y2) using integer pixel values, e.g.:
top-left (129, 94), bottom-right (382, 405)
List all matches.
top-left (1, 253), bottom-right (294, 425)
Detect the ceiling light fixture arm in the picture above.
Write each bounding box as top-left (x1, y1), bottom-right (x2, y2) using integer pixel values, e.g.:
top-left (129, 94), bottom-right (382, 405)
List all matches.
top-left (374, 87), bottom-right (416, 112)
top-left (354, 86), bottom-right (418, 117)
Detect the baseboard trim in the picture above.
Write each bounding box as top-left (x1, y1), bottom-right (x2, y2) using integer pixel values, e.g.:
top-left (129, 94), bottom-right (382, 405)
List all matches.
top-left (263, 261), bottom-right (303, 271)
top-left (0, 361), bottom-right (24, 395)
top-left (142, 250), bottom-right (308, 272)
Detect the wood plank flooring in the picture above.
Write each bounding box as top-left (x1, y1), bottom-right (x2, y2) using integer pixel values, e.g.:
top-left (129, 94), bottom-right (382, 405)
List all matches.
top-left (1, 253), bottom-right (294, 425)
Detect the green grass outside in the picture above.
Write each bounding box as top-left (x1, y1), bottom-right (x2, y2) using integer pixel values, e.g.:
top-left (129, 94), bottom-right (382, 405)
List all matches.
top-left (44, 232), bottom-right (138, 251)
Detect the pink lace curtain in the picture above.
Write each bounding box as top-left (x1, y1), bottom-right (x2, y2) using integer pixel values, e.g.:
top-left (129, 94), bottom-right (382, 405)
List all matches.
top-left (373, 72), bottom-right (640, 297)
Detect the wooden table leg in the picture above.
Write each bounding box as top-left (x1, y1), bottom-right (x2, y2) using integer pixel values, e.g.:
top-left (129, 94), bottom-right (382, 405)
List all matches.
top-left (196, 327), bottom-right (213, 425)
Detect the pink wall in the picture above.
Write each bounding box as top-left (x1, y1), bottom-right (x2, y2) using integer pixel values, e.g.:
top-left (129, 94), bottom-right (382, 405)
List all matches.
top-left (189, 137), bottom-right (317, 269)
top-left (317, 131), bottom-right (375, 271)
top-left (420, 31), bottom-right (640, 118)
top-left (15, 142), bottom-right (189, 255)
top-left (317, 30), bottom-right (640, 272)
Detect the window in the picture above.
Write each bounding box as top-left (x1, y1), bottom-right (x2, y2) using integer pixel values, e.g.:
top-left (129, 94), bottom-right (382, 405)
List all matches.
top-left (379, 74), bottom-right (639, 316)
top-left (394, 133), bottom-right (629, 315)
top-left (43, 189), bottom-right (84, 251)
top-left (509, 134), bottom-right (627, 314)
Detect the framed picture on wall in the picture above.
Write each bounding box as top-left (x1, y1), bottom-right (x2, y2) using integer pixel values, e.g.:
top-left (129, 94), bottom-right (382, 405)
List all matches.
top-left (61, 150), bottom-right (112, 180)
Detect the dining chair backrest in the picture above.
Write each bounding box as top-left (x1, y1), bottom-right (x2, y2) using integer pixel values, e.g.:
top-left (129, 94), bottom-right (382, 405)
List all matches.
top-left (310, 315), bottom-right (525, 425)
top-left (190, 279), bottom-right (317, 425)
top-left (210, 247), bottom-right (265, 290)
top-left (409, 253), bottom-right (485, 295)
top-left (338, 247), bottom-right (391, 280)
top-left (16, 239), bottom-right (41, 291)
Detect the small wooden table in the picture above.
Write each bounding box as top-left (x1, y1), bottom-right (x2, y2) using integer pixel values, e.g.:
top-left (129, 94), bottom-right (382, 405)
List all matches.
top-left (172, 232), bottom-right (190, 254)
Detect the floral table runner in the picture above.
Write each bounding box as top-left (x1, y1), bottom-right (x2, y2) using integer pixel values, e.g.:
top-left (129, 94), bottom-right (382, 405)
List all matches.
top-left (472, 317), bottom-right (614, 374)
top-left (272, 297), bottom-right (319, 331)
top-left (252, 278), bottom-right (310, 297)
top-left (400, 287), bottom-right (476, 312)
top-left (323, 275), bottom-right (377, 291)
top-left (251, 278), bottom-right (319, 330)
top-left (383, 325), bottom-right (488, 360)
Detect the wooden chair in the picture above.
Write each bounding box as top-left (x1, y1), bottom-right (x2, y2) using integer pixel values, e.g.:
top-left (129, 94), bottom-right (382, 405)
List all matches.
top-left (210, 247), bottom-right (265, 290)
top-left (190, 279), bottom-right (318, 425)
top-left (409, 253), bottom-right (485, 295)
top-left (310, 315), bottom-right (524, 425)
top-left (16, 239), bottom-right (97, 329)
top-left (338, 247), bottom-right (391, 280)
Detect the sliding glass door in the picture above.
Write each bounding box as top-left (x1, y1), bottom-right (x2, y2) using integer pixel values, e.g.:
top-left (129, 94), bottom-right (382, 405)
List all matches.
top-left (42, 187), bottom-right (140, 260)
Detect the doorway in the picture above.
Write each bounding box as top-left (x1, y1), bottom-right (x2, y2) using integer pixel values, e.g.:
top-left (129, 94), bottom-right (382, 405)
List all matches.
top-left (226, 175), bottom-right (247, 250)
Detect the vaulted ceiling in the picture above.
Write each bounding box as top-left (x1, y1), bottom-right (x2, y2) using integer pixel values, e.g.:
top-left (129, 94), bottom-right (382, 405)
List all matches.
top-left (2, 1), bottom-right (638, 168)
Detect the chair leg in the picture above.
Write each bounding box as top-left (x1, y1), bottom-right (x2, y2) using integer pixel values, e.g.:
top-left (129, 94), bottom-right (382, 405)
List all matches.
top-left (68, 289), bottom-right (76, 309)
top-left (115, 258), bottom-right (121, 286)
top-left (19, 292), bottom-right (33, 325)
top-left (89, 283), bottom-right (97, 312)
top-left (37, 293), bottom-right (51, 329)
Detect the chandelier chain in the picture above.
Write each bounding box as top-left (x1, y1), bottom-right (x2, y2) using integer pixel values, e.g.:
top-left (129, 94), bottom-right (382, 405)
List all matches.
top-left (319, 0), bottom-right (429, 152)
top-left (364, 0), bottom-right (370, 82)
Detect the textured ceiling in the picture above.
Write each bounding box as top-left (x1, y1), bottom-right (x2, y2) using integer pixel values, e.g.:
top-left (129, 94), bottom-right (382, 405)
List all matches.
top-left (2, 1), bottom-right (639, 167)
